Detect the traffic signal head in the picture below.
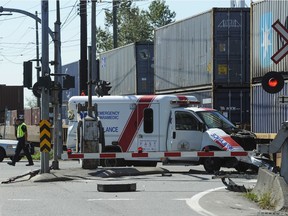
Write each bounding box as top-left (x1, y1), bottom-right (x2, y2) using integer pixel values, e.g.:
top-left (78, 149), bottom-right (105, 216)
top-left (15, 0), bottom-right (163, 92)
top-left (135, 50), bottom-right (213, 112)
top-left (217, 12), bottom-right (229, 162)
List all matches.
top-left (261, 71), bottom-right (284, 94)
top-left (63, 75), bottom-right (75, 89)
top-left (23, 61), bottom-right (33, 88)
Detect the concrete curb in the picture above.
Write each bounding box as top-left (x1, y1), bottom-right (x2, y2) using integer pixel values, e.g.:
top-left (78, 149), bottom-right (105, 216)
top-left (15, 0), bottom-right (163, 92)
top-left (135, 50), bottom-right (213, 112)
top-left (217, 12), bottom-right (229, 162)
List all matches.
top-left (252, 168), bottom-right (288, 211)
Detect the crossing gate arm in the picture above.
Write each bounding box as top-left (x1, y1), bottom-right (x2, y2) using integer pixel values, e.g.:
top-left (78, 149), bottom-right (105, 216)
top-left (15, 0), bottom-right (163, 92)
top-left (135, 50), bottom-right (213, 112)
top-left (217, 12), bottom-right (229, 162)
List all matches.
top-left (61, 151), bottom-right (251, 160)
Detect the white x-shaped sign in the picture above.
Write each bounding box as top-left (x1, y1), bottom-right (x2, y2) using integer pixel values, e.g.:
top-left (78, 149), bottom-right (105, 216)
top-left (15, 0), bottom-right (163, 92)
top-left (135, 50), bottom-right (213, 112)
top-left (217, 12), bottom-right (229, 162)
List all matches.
top-left (271, 19), bottom-right (288, 64)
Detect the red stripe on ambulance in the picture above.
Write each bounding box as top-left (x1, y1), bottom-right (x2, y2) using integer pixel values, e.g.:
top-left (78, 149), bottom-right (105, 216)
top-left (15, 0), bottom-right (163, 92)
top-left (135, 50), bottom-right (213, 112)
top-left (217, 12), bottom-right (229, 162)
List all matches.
top-left (117, 95), bottom-right (156, 152)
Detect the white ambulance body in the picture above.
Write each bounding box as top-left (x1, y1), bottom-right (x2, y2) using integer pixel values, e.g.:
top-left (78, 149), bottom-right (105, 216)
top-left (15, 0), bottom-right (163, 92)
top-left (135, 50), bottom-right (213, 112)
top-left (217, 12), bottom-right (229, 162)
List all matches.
top-left (66, 95), bottom-right (255, 173)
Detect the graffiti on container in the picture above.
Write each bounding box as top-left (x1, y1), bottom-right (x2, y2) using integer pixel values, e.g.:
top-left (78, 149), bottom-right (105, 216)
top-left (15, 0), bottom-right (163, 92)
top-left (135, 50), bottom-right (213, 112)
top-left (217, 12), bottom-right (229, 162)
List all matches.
top-left (219, 106), bottom-right (240, 111)
top-left (218, 19), bottom-right (241, 28)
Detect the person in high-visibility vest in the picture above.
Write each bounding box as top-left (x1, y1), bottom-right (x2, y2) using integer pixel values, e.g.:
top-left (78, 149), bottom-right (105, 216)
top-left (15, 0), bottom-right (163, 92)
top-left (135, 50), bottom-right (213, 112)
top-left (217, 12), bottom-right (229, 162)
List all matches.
top-left (7, 116), bottom-right (34, 166)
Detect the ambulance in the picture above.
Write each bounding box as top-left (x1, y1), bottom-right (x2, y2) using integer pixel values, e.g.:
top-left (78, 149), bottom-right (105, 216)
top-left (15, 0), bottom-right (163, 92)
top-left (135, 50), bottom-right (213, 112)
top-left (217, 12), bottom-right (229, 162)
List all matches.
top-left (66, 95), bottom-right (259, 173)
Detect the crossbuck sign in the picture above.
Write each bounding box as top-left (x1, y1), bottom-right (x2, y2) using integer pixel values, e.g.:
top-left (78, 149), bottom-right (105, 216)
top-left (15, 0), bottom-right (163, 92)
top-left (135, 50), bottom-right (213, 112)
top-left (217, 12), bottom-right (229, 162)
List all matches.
top-left (271, 19), bottom-right (288, 64)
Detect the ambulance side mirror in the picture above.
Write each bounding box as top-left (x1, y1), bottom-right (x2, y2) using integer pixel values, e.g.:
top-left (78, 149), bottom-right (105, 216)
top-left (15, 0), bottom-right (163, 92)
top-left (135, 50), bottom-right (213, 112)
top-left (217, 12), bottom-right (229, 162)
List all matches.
top-left (198, 122), bottom-right (205, 132)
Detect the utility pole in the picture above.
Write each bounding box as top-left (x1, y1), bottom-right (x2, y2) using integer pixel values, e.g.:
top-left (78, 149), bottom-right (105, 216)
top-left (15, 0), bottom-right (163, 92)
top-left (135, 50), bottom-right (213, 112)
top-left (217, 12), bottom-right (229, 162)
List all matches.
top-left (81, 0), bottom-right (98, 169)
top-left (35, 11), bottom-right (41, 107)
top-left (89, 0), bottom-right (97, 114)
top-left (79, 0), bottom-right (88, 95)
top-left (52, 0), bottom-right (63, 170)
top-left (112, 0), bottom-right (119, 48)
top-left (41, 0), bottom-right (50, 174)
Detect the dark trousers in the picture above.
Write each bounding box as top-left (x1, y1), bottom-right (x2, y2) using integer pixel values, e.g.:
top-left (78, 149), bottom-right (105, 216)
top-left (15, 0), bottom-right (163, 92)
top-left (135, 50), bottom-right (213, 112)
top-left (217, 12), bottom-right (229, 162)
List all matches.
top-left (12, 137), bottom-right (33, 164)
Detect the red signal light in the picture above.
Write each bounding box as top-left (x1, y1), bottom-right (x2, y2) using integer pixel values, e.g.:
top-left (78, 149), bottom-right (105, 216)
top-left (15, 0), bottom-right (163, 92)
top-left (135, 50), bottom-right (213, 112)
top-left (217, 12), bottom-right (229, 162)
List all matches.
top-left (262, 71), bottom-right (284, 94)
top-left (268, 78), bottom-right (278, 87)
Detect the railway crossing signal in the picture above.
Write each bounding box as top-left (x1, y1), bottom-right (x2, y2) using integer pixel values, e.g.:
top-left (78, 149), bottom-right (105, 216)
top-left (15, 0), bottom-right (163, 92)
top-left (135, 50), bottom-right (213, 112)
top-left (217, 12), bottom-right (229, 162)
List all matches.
top-left (261, 71), bottom-right (284, 94)
top-left (271, 20), bottom-right (288, 64)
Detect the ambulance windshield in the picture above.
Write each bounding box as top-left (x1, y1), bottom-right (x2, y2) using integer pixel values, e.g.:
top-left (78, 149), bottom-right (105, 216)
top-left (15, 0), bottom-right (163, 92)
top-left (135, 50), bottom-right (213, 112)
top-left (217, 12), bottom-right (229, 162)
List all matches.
top-left (196, 111), bottom-right (236, 130)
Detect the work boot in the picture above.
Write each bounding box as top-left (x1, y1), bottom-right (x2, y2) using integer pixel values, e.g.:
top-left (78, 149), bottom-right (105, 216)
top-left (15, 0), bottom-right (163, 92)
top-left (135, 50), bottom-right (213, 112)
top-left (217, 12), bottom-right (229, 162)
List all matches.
top-left (26, 163), bottom-right (34, 166)
top-left (7, 162), bottom-right (15, 166)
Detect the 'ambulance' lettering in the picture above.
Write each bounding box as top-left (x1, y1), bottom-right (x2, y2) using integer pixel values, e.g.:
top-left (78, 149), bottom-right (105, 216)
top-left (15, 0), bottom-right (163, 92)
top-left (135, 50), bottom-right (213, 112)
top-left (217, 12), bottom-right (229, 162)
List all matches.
top-left (105, 127), bottom-right (118, 132)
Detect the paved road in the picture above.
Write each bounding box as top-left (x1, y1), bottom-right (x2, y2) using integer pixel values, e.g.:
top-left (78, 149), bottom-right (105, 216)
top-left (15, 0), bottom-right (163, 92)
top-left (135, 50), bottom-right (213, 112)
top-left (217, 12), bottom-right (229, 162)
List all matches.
top-left (0, 159), bottom-right (278, 216)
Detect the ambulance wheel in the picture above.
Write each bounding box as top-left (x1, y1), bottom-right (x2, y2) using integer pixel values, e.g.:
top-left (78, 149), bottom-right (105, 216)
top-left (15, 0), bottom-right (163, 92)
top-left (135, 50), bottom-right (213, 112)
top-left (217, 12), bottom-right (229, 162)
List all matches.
top-left (131, 161), bottom-right (157, 167)
top-left (103, 158), bottom-right (122, 167)
top-left (203, 158), bottom-right (221, 174)
top-left (235, 162), bottom-right (249, 173)
top-left (102, 146), bottom-right (124, 167)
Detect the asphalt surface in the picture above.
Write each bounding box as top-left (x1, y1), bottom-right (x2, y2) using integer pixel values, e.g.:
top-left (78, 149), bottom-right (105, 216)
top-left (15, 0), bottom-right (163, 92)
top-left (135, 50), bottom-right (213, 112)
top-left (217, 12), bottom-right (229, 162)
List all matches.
top-left (2, 161), bottom-right (287, 216)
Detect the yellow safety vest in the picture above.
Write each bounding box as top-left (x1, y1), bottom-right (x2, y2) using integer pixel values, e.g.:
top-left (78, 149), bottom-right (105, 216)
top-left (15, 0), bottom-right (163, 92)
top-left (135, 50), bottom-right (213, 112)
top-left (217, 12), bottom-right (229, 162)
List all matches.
top-left (17, 122), bottom-right (27, 138)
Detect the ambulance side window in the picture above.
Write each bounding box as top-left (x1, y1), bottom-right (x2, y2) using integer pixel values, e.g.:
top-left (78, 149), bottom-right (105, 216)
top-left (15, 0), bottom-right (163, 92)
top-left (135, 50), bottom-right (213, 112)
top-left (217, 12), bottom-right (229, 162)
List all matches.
top-left (144, 108), bottom-right (153, 133)
top-left (175, 111), bottom-right (198, 130)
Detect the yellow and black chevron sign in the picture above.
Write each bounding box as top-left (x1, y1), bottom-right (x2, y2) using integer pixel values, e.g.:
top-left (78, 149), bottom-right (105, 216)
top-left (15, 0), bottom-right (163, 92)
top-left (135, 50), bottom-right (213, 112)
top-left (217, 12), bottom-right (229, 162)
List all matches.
top-left (40, 120), bottom-right (51, 152)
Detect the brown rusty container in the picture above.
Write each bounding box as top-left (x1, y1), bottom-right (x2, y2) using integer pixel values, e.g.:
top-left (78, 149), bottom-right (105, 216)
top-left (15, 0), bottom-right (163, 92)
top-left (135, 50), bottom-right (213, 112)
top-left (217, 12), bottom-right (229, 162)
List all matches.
top-left (10, 110), bottom-right (18, 125)
top-left (31, 107), bottom-right (41, 125)
top-left (24, 108), bottom-right (32, 125)
top-left (0, 85), bottom-right (24, 111)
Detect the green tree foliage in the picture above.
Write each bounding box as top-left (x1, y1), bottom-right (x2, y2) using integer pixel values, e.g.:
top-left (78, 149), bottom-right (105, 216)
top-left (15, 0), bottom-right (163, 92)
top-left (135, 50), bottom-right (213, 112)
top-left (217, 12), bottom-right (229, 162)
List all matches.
top-left (96, 27), bottom-right (113, 52)
top-left (96, 0), bottom-right (176, 52)
top-left (25, 96), bottom-right (37, 108)
top-left (146, 0), bottom-right (176, 28)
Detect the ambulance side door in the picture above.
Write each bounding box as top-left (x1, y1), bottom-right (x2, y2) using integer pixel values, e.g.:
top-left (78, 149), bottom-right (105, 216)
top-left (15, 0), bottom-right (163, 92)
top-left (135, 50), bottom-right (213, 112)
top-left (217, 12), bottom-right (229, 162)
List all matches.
top-left (168, 110), bottom-right (203, 152)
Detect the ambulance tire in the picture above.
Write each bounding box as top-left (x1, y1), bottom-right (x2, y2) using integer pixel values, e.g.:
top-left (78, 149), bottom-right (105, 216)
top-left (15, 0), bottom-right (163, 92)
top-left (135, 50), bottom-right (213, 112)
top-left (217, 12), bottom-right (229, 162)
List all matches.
top-left (130, 161), bottom-right (158, 167)
top-left (203, 157), bottom-right (221, 174)
top-left (102, 146), bottom-right (124, 167)
top-left (235, 162), bottom-right (249, 173)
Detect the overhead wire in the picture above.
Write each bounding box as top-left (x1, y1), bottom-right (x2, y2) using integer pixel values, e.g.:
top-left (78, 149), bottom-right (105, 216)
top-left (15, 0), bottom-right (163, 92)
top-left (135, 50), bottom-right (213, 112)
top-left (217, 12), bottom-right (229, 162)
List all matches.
top-left (0, 0), bottom-right (118, 66)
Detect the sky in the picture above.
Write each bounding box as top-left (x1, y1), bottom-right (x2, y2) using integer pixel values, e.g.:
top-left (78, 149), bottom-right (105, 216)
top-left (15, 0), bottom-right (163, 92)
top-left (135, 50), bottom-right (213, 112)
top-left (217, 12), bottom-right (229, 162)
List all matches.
top-left (0, 0), bottom-right (251, 102)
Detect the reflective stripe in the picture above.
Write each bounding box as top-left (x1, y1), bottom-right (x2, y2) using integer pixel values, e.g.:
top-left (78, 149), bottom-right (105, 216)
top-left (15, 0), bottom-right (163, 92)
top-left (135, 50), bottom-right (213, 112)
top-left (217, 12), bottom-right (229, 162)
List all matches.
top-left (17, 123), bottom-right (26, 138)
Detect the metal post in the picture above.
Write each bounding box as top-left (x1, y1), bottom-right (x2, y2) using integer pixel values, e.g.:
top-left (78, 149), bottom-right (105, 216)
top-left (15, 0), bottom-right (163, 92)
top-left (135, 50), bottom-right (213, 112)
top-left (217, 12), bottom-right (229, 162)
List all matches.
top-left (35, 11), bottom-right (41, 107)
top-left (52, 0), bottom-right (62, 170)
top-left (88, 0), bottom-right (96, 117)
top-left (79, 0), bottom-right (88, 95)
top-left (112, 0), bottom-right (118, 48)
top-left (81, 0), bottom-right (98, 169)
top-left (41, 0), bottom-right (50, 174)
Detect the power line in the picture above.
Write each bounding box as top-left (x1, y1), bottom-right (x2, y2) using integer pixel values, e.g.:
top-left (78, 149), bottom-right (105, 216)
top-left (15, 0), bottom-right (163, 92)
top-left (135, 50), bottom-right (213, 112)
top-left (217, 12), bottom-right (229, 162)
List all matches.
top-left (61, 0), bottom-right (78, 29)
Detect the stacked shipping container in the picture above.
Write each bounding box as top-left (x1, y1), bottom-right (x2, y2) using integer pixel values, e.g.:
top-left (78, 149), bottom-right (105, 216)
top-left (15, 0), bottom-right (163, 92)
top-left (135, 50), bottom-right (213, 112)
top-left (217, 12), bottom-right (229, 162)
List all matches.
top-left (99, 42), bottom-right (154, 95)
top-left (251, 0), bottom-right (288, 136)
top-left (154, 8), bottom-right (250, 127)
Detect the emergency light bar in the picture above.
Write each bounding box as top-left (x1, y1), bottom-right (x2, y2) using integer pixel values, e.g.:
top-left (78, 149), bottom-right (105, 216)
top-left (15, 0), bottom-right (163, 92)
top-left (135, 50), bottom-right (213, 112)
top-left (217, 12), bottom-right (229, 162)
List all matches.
top-left (170, 99), bottom-right (200, 107)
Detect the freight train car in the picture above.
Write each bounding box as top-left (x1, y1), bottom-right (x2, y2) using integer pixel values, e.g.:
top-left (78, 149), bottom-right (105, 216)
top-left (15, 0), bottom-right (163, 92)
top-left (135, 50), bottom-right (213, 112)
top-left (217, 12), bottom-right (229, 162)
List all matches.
top-left (99, 42), bottom-right (154, 95)
top-left (154, 7), bottom-right (250, 127)
top-left (250, 0), bottom-right (288, 140)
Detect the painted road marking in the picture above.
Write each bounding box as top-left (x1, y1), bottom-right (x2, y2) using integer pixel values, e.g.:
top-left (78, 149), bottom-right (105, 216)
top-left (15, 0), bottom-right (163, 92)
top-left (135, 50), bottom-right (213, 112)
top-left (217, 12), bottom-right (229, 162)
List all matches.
top-left (87, 198), bottom-right (135, 201)
top-left (186, 186), bottom-right (225, 216)
top-left (8, 199), bottom-right (32, 201)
